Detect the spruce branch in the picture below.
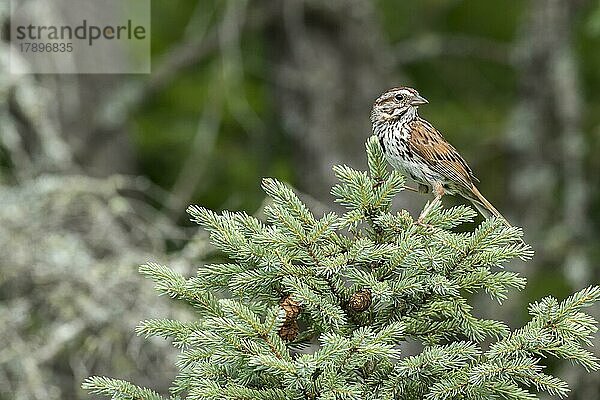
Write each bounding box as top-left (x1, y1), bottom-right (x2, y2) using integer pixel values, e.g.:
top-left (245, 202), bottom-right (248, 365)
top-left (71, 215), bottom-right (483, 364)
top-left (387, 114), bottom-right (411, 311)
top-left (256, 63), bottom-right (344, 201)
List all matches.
top-left (82, 376), bottom-right (169, 400)
top-left (140, 262), bottom-right (222, 316)
top-left (85, 136), bottom-right (599, 400)
top-left (136, 319), bottom-right (203, 348)
top-left (366, 136), bottom-right (389, 181)
top-left (487, 286), bottom-right (600, 372)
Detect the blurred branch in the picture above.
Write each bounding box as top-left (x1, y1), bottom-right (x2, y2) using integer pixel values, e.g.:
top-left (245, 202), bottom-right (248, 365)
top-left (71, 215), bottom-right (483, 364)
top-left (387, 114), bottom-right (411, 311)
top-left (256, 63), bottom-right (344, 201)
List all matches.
top-left (93, 3), bottom-right (276, 137)
top-left (90, 31), bottom-right (219, 140)
top-left (35, 321), bottom-right (86, 364)
top-left (0, 173), bottom-right (202, 399)
top-left (546, 1), bottom-right (591, 290)
top-left (1, 44), bottom-right (76, 179)
top-left (550, 20), bottom-right (588, 238)
top-left (272, 0), bottom-right (395, 199)
top-left (166, 0), bottom-right (271, 217)
top-left (394, 33), bottom-right (511, 65)
top-left (165, 88), bottom-right (222, 217)
top-left (219, 0), bottom-right (266, 139)
top-left (505, 0), bottom-right (590, 284)
top-left (146, 28), bottom-right (218, 96)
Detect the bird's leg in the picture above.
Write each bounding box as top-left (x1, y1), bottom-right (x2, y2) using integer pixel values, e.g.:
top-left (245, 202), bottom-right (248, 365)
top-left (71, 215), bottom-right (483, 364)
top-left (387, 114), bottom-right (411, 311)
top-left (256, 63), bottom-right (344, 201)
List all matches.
top-left (378, 180), bottom-right (419, 192)
top-left (417, 183), bottom-right (445, 224)
top-left (380, 180), bottom-right (421, 194)
top-left (402, 183), bottom-right (430, 193)
top-left (402, 185), bottom-right (419, 193)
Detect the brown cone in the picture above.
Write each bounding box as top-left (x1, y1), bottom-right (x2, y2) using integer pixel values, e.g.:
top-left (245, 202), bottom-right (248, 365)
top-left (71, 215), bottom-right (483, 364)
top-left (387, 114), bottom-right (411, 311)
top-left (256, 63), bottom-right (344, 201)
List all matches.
top-left (349, 289), bottom-right (372, 312)
top-left (279, 320), bottom-right (299, 341)
top-left (280, 295), bottom-right (301, 320)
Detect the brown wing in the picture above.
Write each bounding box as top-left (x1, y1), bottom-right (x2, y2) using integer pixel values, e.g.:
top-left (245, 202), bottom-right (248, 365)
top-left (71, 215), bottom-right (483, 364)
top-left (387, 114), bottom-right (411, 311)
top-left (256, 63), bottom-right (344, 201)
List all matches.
top-left (408, 118), bottom-right (479, 189)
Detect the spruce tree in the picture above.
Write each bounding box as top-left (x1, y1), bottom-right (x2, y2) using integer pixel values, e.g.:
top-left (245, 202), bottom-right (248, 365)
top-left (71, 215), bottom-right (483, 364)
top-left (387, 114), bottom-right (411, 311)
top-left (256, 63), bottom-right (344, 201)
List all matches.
top-left (83, 136), bottom-right (599, 399)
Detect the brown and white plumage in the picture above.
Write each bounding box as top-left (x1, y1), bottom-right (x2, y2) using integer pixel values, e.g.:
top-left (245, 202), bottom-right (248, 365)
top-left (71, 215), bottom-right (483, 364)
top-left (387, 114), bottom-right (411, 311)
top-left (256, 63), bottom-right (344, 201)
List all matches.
top-left (371, 86), bottom-right (510, 225)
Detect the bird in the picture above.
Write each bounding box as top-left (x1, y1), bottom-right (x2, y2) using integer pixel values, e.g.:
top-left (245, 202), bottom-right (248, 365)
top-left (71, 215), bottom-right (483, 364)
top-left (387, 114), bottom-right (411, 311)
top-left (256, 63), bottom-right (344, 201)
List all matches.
top-left (370, 86), bottom-right (511, 226)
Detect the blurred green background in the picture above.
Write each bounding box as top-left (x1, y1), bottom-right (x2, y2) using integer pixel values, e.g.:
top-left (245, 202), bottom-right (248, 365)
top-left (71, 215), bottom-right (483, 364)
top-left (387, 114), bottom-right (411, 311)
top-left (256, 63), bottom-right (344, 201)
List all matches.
top-left (1, 0), bottom-right (599, 398)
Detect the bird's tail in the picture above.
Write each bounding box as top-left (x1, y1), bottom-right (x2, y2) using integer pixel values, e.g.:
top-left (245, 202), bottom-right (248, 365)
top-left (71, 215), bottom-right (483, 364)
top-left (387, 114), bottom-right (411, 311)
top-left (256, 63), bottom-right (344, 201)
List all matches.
top-left (467, 185), bottom-right (512, 227)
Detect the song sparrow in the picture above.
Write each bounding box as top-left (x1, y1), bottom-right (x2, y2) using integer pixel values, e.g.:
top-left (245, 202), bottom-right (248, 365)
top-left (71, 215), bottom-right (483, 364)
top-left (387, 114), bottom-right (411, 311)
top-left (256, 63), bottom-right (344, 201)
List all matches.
top-left (371, 86), bottom-right (510, 226)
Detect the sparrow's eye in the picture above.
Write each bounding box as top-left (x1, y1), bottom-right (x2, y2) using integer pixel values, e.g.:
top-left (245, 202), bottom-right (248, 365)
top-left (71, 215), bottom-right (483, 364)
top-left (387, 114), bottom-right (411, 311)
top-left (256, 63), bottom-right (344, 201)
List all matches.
top-left (394, 94), bottom-right (404, 102)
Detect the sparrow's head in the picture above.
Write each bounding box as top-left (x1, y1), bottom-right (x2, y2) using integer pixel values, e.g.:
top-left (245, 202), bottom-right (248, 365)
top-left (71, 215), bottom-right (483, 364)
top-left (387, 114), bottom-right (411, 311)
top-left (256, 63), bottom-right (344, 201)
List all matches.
top-left (370, 86), bottom-right (428, 123)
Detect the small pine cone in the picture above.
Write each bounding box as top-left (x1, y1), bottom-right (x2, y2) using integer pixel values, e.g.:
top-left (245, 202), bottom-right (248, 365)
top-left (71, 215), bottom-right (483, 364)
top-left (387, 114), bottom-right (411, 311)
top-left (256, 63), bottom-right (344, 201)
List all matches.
top-left (280, 295), bottom-right (301, 320)
top-left (279, 320), bottom-right (299, 341)
top-left (349, 289), bottom-right (372, 312)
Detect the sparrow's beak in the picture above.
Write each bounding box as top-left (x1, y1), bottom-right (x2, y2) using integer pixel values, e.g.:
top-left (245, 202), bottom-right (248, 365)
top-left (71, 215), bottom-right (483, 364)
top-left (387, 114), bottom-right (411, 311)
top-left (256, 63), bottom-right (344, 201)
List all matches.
top-left (411, 94), bottom-right (428, 106)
